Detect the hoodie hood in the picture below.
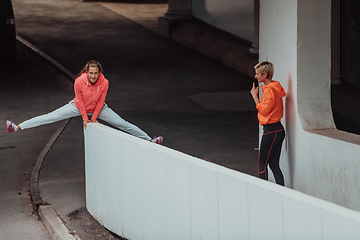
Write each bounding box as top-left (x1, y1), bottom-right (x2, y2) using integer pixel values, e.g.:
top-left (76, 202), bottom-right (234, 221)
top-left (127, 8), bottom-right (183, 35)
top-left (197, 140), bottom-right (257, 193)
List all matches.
top-left (262, 80), bottom-right (286, 98)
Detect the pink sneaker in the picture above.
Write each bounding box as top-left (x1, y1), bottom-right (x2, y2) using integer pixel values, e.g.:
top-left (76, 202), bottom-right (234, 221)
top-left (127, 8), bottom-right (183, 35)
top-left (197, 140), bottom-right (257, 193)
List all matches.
top-left (6, 120), bottom-right (17, 133)
top-left (151, 136), bottom-right (163, 145)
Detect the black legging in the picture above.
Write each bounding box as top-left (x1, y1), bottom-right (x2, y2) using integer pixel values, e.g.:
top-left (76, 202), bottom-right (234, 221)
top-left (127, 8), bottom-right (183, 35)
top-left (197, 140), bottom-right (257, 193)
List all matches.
top-left (258, 122), bottom-right (285, 186)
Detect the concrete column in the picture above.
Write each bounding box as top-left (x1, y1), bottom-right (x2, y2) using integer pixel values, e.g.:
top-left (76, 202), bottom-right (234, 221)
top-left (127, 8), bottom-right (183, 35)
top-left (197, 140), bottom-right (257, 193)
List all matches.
top-left (159, 0), bottom-right (192, 37)
top-left (165, 0), bottom-right (192, 20)
top-left (248, 0), bottom-right (259, 58)
top-left (331, 0), bottom-right (341, 84)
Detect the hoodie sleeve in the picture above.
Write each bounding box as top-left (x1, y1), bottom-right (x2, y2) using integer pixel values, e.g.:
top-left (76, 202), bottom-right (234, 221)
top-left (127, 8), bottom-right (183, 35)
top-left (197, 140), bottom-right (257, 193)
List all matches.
top-left (256, 87), bottom-right (276, 116)
top-left (91, 80), bottom-right (109, 121)
top-left (74, 78), bottom-right (89, 121)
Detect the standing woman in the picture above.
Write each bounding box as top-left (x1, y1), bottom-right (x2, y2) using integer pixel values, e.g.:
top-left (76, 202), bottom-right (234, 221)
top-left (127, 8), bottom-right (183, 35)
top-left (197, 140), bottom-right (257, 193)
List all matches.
top-left (7, 60), bottom-right (163, 144)
top-left (250, 61), bottom-right (285, 186)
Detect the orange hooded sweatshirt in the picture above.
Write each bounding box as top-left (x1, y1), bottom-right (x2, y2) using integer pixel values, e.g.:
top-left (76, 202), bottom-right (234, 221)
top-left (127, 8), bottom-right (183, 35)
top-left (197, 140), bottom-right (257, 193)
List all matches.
top-left (74, 73), bottom-right (109, 121)
top-left (256, 80), bottom-right (286, 125)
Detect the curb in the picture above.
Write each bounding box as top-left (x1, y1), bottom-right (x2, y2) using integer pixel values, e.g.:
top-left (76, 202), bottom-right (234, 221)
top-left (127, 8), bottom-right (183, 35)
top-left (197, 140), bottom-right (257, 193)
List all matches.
top-left (39, 206), bottom-right (79, 240)
top-left (16, 36), bottom-right (79, 240)
top-left (16, 36), bottom-right (76, 82)
top-left (30, 119), bottom-right (70, 211)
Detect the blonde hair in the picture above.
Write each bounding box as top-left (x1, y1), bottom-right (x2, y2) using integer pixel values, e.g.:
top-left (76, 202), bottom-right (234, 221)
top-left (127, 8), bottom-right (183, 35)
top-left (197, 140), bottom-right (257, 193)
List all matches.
top-left (254, 61), bottom-right (274, 80)
top-left (77, 60), bottom-right (103, 78)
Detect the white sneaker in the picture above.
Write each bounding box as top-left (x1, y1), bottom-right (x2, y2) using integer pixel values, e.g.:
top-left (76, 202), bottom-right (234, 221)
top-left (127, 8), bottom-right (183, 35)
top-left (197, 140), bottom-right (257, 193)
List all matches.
top-left (6, 120), bottom-right (17, 133)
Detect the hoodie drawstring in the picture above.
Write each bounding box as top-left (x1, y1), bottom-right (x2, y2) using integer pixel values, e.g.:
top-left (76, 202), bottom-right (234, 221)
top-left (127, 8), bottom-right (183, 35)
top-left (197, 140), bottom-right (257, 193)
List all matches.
top-left (86, 80), bottom-right (99, 92)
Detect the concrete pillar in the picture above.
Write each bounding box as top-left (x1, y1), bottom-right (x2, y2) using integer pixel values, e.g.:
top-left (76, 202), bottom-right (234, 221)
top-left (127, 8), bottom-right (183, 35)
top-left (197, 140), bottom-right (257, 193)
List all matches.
top-left (159, 0), bottom-right (192, 37)
top-left (259, 0), bottom-right (334, 187)
top-left (165, 0), bottom-right (192, 20)
top-left (248, 0), bottom-right (259, 58)
top-left (297, 0), bottom-right (335, 130)
top-left (331, 0), bottom-right (341, 84)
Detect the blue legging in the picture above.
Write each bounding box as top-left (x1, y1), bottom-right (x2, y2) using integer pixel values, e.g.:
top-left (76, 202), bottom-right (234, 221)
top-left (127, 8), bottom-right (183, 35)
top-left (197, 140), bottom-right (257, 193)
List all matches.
top-left (19, 100), bottom-right (152, 141)
top-left (258, 122), bottom-right (285, 186)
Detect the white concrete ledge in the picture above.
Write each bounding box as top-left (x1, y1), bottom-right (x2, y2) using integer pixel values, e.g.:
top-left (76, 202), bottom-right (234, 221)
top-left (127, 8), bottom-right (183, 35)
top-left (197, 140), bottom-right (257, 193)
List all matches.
top-left (85, 123), bottom-right (360, 240)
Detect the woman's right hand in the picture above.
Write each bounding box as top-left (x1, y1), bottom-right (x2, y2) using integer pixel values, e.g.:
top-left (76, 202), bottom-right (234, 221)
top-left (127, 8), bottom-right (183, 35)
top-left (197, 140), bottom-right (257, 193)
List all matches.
top-left (250, 82), bottom-right (259, 95)
top-left (83, 119), bottom-right (91, 129)
top-left (250, 82), bottom-right (260, 105)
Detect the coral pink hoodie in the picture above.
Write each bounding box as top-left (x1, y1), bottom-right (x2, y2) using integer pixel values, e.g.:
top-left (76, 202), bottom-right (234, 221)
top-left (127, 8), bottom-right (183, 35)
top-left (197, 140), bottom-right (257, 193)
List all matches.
top-left (74, 73), bottom-right (109, 121)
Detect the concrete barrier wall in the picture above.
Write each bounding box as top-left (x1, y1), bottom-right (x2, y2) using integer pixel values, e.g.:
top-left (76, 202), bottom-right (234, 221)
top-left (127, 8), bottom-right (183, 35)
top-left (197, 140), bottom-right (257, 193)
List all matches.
top-left (85, 124), bottom-right (360, 240)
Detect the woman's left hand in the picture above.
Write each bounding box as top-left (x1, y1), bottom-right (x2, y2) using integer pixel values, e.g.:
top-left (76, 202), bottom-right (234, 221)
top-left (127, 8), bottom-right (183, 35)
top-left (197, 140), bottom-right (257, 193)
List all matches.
top-left (91, 119), bottom-right (99, 123)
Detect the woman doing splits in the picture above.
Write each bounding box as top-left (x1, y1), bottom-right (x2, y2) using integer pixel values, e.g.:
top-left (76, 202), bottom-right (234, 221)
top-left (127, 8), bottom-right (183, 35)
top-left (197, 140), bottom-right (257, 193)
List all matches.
top-left (7, 60), bottom-right (163, 144)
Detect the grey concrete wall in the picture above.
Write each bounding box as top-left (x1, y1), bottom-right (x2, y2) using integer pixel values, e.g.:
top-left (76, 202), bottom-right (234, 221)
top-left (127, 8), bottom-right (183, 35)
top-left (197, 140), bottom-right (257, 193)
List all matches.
top-left (85, 124), bottom-right (360, 240)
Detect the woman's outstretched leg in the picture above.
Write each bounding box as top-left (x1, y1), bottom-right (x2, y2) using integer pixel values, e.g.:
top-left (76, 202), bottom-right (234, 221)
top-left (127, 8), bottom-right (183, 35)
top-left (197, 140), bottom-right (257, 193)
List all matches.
top-left (97, 104), bottom-right (152, 141)
top-left (7, 101), bottom-right (80, 132)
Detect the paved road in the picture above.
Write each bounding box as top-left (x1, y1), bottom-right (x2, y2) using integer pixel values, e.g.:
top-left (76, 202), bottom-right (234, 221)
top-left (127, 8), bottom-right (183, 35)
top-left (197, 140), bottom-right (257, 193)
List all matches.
top-left (12, 0), bottom-right (258, 174)
top-left (7, 0), bottom-right (259, 238)
top-left (0, 45), bottom-right (72, 240)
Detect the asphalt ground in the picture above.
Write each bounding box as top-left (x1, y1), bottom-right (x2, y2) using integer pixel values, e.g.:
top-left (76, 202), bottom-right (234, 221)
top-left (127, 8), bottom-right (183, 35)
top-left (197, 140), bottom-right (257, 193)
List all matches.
top-left (12, 0), bottom-right (259, 173)
top-left (8, 0), bottom-right (259, 238)
top-left (1, 45), bottom-right (64, 240)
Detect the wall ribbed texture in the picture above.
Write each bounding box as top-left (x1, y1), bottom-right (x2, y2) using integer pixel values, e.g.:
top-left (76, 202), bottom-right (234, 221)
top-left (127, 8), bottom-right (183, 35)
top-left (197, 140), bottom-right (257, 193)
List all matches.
top-left (85, 124), bottom-right (360, 240)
